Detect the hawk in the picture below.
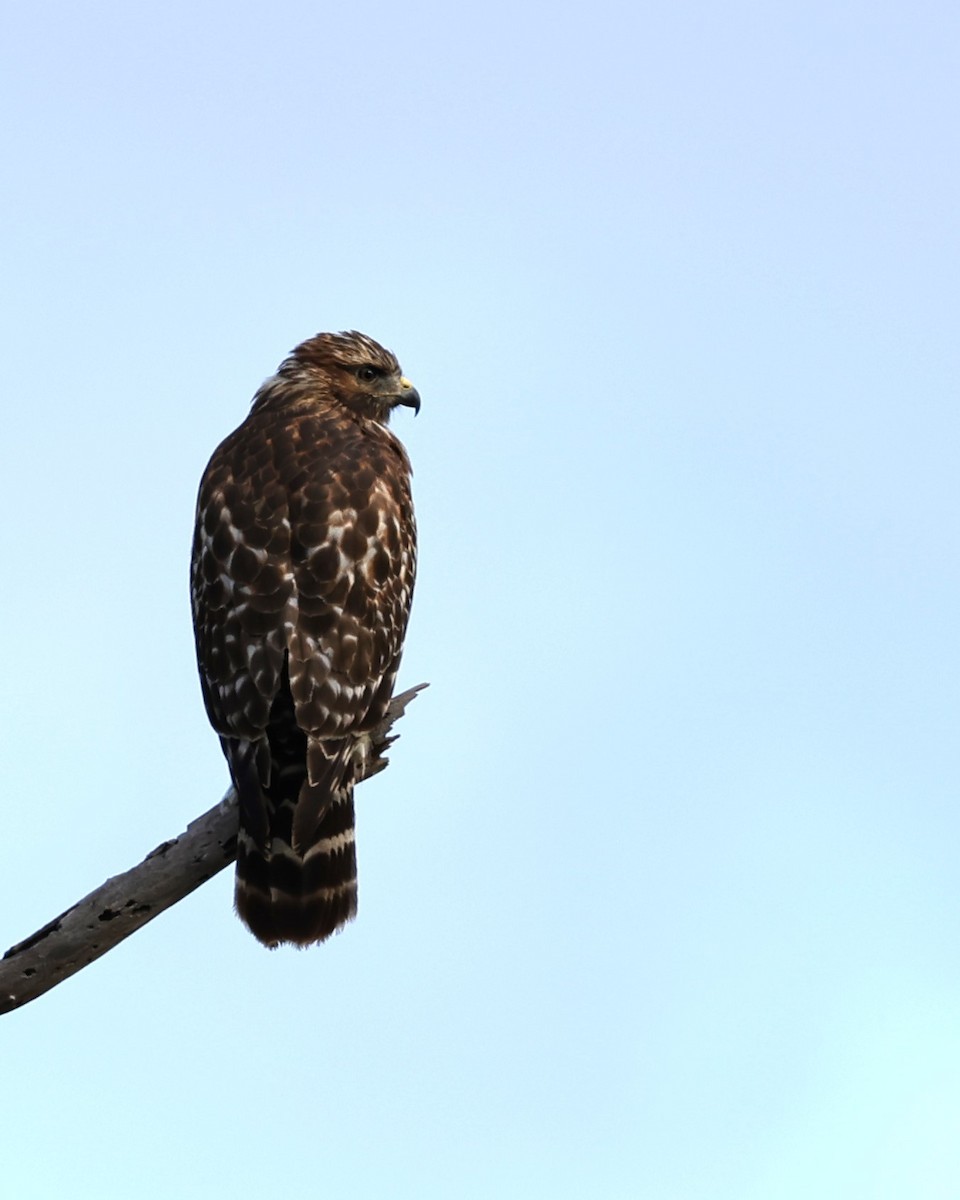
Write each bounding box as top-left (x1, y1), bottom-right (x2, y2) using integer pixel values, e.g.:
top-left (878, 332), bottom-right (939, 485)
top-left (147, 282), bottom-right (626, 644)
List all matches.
top-left (191, 330), bottom-right (419, 947)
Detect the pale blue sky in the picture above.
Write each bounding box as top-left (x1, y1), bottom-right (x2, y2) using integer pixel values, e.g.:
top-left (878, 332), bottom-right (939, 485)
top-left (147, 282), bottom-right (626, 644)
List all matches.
top-left (2, 2), bottom-right (959, 1197)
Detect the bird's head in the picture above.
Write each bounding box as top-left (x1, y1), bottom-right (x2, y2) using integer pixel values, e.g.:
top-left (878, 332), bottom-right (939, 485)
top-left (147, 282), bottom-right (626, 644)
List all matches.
top-left (285, 330), bottom-right (421, 423)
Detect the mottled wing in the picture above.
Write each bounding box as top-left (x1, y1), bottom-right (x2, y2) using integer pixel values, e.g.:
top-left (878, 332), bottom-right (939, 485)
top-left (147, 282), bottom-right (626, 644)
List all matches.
top-left (191, 415), bottom-right (294, 748)
top-left (284, 412), bottom-right (417, 745)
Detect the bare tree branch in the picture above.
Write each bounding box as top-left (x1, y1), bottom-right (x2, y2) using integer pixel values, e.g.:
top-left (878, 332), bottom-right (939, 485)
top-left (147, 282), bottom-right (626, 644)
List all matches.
top-left (0, 683), bottom-right (427, 1016)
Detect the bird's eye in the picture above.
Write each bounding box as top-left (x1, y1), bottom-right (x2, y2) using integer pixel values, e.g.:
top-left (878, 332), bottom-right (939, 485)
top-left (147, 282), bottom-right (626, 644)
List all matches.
top-left (357, 365), bottom-right (380, 383)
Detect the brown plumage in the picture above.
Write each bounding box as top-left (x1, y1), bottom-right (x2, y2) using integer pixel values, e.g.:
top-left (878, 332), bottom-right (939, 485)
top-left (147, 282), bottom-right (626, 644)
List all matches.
top-left (191, 331), bottom-right (419, 946)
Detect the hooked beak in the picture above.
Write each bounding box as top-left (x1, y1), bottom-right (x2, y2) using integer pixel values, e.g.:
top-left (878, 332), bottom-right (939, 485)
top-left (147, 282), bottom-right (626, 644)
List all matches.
top-left (393, 376), bottom-right (421, 416)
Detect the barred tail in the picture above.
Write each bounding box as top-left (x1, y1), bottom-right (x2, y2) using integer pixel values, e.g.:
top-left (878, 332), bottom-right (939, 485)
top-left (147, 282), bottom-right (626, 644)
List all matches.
top-left (228, 677), bottom-right (360, 947)
top-left (235, 784), bottom-right (358, 948)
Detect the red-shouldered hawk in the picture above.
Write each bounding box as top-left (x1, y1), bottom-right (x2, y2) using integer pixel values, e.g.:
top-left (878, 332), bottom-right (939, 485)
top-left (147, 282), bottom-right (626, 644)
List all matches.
top-left (191, 331), bottom-right (419, 947)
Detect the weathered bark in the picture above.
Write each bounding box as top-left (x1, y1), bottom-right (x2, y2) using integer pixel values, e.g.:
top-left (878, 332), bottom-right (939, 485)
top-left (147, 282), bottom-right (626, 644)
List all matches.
top-left (0, 683), bottom-right (427, 1015)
